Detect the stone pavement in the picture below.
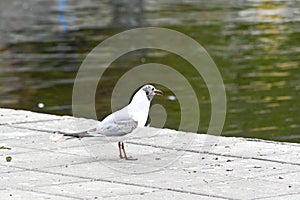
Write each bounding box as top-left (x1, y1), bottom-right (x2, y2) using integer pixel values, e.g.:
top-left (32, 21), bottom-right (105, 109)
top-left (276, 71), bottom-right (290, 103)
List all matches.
top-left (0, 108), bottom-right (299, 199)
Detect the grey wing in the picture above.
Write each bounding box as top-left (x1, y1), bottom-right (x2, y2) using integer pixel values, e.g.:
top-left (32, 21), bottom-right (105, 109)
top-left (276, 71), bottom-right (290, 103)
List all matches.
top-left (96, 120), bottom-right (138, 136)
top-left (96, 106), bottom-right (138, 136)
top-left (100, 106), bottom-right (133, 124)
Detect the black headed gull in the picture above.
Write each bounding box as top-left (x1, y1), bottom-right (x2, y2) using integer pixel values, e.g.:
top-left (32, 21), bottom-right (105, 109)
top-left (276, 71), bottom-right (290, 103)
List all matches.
top-left (94, 84), bottom-right (163, 160)
top-left (57, 85), bottom-right (163, 159)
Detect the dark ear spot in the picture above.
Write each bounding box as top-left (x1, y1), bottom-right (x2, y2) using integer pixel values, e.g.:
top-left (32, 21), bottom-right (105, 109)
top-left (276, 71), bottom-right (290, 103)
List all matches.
top-left (146, 91), bottom-right (149, 96)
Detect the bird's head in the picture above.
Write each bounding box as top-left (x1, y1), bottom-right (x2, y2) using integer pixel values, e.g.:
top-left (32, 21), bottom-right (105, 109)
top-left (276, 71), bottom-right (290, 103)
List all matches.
top-left (141, 84), bottom-right (163, 101)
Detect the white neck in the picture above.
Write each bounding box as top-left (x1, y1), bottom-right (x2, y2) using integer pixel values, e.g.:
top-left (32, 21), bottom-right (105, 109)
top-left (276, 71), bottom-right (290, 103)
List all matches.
top-left (129, 90), bottom-right (150, 110)
top-left (128, 90), bottom-right (150, 126)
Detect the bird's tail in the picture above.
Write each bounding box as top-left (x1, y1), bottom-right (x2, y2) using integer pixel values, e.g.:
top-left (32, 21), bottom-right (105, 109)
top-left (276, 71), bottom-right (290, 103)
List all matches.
top-left (54, 128), bottom-right (103, 138)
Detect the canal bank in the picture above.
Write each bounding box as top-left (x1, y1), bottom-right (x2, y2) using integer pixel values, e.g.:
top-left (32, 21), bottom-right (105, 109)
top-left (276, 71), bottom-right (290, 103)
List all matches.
top-left (0, 108), bottom-right (299, 199)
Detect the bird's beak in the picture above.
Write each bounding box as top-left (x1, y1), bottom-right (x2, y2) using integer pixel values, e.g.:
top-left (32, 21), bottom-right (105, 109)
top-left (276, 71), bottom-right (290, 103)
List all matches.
top-left (154, 89), bottom-right (163, 96)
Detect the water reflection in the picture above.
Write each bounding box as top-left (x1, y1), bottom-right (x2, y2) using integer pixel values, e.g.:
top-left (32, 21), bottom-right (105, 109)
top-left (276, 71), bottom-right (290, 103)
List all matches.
top-left (0, 0), bottom-right (299, 142)
top-left (111, 0), bottom-right (144, 27)
top-left (59, 0), bottom-right (70, 32)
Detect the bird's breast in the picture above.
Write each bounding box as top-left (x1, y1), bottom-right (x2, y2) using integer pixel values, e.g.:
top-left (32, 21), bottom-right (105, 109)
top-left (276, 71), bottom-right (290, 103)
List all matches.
top-left (128, 93), bottom-right (150, 127)
top-left (130, 107), bottom-right (149, 127)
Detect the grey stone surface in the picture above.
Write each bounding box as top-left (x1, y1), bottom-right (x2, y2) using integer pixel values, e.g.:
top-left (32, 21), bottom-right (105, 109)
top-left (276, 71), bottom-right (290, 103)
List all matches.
top-left (3, 170), bottom-right (86, 189)
top-left (34, 181), bottom-right (158, 199)
top-left (0, 108), bottom-right (299, 200)
top-left (102, 189), bottom-right (221, 200)
top-left (0, 188), bottom-right (75, 200)
top-left (0, 109), bottom-right (61, 125)
top-left (12, 117), bottom-right (97, 133)
top-left (259, 193), bottom-right (300, 200)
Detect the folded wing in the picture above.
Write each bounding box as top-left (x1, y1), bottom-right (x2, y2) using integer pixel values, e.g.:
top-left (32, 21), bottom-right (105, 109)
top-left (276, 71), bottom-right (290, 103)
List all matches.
top-left (95, 106), bottom-right (138, 136)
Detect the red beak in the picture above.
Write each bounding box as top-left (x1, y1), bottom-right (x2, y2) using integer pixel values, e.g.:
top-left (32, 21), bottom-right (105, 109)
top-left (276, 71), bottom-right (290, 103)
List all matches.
top-left (154, 89), bottom-right (163, 96)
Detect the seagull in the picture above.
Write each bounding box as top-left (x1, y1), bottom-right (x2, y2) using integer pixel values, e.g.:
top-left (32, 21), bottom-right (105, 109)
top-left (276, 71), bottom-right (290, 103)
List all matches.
top-left (58, 84), bottom-right (163, 160)
top-left (96, 84), bottom-right (163, 160)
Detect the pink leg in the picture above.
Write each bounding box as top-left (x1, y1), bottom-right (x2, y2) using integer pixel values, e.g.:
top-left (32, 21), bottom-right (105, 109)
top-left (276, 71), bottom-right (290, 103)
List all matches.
top-left (121, 142), bottom-right (137, 160)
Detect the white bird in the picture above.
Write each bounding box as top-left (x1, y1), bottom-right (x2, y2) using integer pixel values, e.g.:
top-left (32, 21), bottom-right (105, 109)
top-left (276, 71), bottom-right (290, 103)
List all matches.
top-left (96, 84), bottom-right (163, 160)
top-left (59, 84), bottom-right (163, 160)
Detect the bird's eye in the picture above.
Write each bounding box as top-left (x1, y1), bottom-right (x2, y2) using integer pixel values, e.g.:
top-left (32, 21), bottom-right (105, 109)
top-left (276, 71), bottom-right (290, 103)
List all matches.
top-left (152, 88), bottom-right (154, 91)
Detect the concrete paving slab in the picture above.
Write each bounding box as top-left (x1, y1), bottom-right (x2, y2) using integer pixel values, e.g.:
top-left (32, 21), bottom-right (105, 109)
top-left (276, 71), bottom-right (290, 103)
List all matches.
top-left (1, 131), bottom-right (83, 152)
top-left (83, 143), bottom-right (190, 174)
top-left (259, 193), bottom-right (300, 200)
top-left (41, 152), bottom-right (240, 181)
top-left (2, 170), bottom-right (87, 189)
top-left (2, 149), bottom-right (92, 170)
top-left (0, 144), bottom-right (34, 158)
top-left (0, 165), bottom-right (25, 190)
top-left (103, 167), bottom-right (243, 199)
top-left (0, 165), bottom-right (24, 175)
top-left (128, 129), bottom-right (300, 165)
top-left (11, 117), bottom-right (97, 133)
top-left (0, 108), bottom-right (299, 200)
top-left (258, 150), bottom-right (300, 165)
top-left (0, 125), bottom-right (46, 141)
top-left (0, 109), bottom-right (61, 125)
top-left (34, 180), bottom-right (158, 199)
top-left (212, 140), bottom-right (300, 158)
top-left (195, 158), bottom-right (299, 179)
top-left (0, 188), bottom-right (75, 200)
top-left (43, 161), bottom-right (123, 179)
top-left (258, 170), bottom-right (300, 186)
top-left (104, 189), bottom-right (224, 200)
top-left (200, 178), bottom-right (299, 200)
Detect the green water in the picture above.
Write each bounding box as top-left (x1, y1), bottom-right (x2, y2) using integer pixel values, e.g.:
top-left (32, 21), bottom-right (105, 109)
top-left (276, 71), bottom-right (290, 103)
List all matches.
top-left (0, 0), bottom-right (299, 142)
